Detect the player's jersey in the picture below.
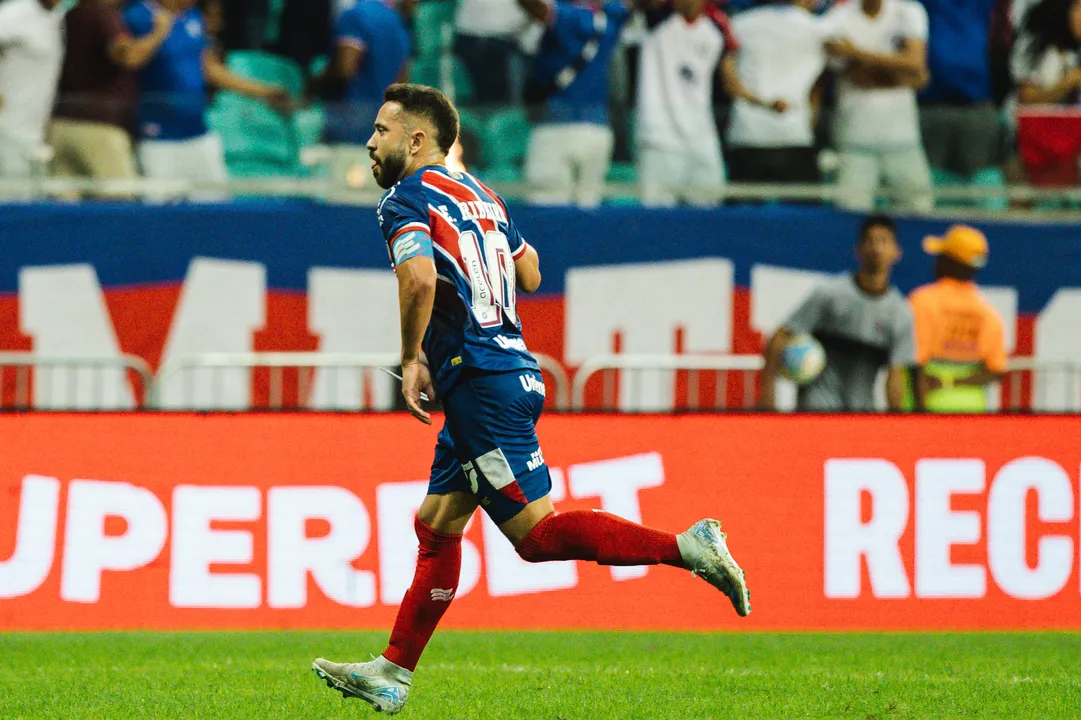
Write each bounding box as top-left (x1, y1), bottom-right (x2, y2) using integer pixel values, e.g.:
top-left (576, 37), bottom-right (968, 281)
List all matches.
top-left (377, 164), bottom-right (538, 394)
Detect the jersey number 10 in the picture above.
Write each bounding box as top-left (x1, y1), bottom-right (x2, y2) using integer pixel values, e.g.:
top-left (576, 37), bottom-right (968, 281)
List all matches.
top-left (458, 230), bottom-right (517, 328)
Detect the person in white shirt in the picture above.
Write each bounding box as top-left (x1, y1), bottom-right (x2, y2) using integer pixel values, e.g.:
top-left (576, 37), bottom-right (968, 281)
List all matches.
top-left (726, 0), bottom-right (832, 184)
top-left (454, 0), bottom-right (534, 104)
top-left (0, 0), bottom-right (66, 188)
top-left (826, 0), bottom-right (934, 213)
top-left (636, 0), bottom-right (775, 207)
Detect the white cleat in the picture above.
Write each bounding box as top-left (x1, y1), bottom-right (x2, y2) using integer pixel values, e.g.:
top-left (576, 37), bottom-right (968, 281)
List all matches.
top-left (312, 656), bottom-right (412, 714)
top-left (677, 518), bottom-right (752, 617)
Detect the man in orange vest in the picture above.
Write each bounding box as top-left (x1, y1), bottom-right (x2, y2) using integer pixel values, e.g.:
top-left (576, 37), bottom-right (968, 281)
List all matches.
top-left (909, 224), bottom-right (1007, 412)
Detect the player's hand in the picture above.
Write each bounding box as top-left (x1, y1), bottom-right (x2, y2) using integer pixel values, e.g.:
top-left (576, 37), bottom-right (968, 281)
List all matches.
top-left (262, 86), bottom-right (294, 114)
top-left (825, 38), bottom-right (857, 60)
top-left (402, 359), bottom-right (433, 425)
top-left (768, 99), bottom-right (789, 114)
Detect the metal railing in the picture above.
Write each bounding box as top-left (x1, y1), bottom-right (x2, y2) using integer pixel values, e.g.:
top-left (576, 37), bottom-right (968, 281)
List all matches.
top-left (572, 354), bottom-right (765, 411)
top-left (150, 351), bottom-right (570, 411)
top-left (1002, 358), bottom-right (1081, 413)
top-left (0, 352), bottom-right (154, 410)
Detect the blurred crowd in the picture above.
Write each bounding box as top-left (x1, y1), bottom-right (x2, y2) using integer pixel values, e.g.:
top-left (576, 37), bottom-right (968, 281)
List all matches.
top-left (1, 0), bottom-right (1080, 207)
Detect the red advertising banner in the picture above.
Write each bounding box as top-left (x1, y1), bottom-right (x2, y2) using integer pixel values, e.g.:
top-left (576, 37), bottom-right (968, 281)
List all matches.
top-left (1, 414), bottom-right (1078, 631)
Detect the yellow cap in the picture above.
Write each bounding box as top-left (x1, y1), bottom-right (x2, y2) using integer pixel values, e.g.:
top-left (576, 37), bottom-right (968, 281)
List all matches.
top-left (923, 225), bottom-right (989, 268)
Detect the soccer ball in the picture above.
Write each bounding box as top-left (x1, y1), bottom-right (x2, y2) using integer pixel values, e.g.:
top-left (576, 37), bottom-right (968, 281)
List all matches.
top-left (780, 334), bottom-right (826, 385)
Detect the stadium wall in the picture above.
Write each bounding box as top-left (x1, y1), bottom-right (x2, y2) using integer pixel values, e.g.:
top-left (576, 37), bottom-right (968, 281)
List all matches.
top-left (2, 203), bottom-right (1080, 410)
top-left (1, 413), bottom-right (1079, 632)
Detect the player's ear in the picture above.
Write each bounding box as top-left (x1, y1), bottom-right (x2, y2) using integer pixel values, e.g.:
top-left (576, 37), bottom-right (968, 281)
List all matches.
top-left (409, 128), bottom-right (426, 155)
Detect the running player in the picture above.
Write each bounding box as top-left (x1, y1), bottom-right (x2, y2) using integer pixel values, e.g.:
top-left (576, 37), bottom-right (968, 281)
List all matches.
top-left (312, 83), bottom-right (751, 715)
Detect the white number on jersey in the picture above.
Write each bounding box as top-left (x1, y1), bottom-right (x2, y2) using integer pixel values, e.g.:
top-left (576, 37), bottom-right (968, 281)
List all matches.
top-left (458, 230), bottom-right (517, 328)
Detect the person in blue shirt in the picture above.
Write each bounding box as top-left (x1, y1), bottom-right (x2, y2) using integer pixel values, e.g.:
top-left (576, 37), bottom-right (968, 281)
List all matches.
top-left (518, 0), bottom-right (636, 207)
top-left (309, 83), bottom-right (751, 715)
top-left (917, 0), bottom-right (1004, 183)
top-left (312, 0), bottom-right (410, 189)
top-left (123, 0), bottom-right (288, 194)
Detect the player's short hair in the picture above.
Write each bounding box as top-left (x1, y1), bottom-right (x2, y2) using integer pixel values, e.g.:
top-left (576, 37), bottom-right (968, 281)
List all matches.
top-left (384, 83), bottom-right (460, 155)
top-left (858, 214), bottom-right (896, 243)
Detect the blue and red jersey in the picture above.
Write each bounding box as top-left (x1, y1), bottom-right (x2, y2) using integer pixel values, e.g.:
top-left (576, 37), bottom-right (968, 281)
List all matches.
top-left (376, 164), bottom-right (539, 393)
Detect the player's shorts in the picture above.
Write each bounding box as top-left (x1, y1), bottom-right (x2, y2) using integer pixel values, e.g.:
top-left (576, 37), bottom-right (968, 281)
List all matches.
top-left (429, 368), bottom-right (551, 524)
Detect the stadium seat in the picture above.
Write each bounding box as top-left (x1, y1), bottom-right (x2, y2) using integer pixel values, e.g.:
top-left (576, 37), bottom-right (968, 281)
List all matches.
top-left (207, 52), bottom-right (313, 178)
top-left (410, 56), bottom-right (475, 104)
top-left (483, 108), bottom-right (530, 170)
top-left (413, 0), bottom-right (456, 59)
top-left (225, 51), bottom-right (305, 97)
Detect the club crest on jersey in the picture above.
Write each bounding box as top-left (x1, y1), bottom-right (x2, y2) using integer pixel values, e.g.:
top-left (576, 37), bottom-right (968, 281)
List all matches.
top-left (457, 200), bottom-right (508, 224)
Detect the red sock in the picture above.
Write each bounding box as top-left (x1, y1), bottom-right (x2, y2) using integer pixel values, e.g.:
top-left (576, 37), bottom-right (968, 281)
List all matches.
top-left (515, 510), bottom-right (684, 568)
top-left (383, 517), bottom-right (462, 671)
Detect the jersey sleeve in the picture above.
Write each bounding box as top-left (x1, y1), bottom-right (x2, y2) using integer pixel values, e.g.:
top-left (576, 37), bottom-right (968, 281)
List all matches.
top-left (336, 7), bottom-right (370, 51)
top-left (0, 3), bottom-right (22, 44)
top-left (122, 3), bottom-right (154, 37)
top-left (377, 186), bottom-right (433, 269)
top-left (901, 1), bottom-right (929, 41)
top-left (890, 302), bottom-right (917, 367)
top-left (783, 286), bottom-right (828, 335)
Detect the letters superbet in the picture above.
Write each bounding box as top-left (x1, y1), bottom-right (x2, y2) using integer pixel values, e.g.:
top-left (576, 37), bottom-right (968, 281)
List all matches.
top-left (1, 414), bottom-right (1079, 632)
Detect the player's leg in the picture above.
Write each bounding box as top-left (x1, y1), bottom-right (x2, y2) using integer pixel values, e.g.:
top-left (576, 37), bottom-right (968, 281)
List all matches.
top-left (637, 142), bottom-right (680, 208)
top-left (452, 369), bottom-right (751, 616)
top-left (684, 141), bottom-right (725, 208)
top-left (313, 431), bottom-right (477, 714)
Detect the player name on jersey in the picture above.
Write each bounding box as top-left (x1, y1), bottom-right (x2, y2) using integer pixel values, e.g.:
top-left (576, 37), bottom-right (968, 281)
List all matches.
top-left (454, 200), bottom-right (509, 224)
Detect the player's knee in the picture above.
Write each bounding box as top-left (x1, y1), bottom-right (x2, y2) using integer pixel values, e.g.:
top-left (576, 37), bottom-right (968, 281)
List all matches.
top-left (515, 541), bottom-right (547, 563)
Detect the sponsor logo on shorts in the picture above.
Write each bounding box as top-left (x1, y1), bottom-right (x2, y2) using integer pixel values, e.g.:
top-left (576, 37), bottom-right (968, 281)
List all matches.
top-left (527, 449), bottom-right (546, 472)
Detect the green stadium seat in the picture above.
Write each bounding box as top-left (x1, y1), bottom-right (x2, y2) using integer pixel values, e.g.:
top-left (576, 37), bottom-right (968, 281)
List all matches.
top-left (225, 51), bottom-right (305, 97)
top-left (409, 56), bottom-right (475, 104)
top-left (414, 0), bottom-right (456, 59)
top-left (483, 108), bottom-right (530, 170)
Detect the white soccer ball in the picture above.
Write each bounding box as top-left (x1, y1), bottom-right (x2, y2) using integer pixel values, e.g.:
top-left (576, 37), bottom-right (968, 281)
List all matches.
top-left (780, 334), bottom-right (826, 385)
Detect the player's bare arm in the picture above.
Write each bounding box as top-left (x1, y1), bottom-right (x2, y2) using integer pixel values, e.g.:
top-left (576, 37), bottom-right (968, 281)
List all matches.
top-left (397, 254), bottom-right (436, 424)
top-left (720, 55), bottom-right (788, 114)
top-left (515, 244), bottom-right (542, 293)
top-left (885, 366), bottom-right (907, 411)
top-left (759, 327), bottom-right (794, 410)
top-left (828, 37), bottom-right (928, 89)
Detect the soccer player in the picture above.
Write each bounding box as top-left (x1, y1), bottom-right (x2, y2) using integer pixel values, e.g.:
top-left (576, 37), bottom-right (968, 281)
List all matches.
top-left (311, 83), bottom-right (751, 715)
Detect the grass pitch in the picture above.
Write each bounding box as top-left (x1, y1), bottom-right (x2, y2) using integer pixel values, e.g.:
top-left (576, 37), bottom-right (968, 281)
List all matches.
top-left (0, 631), bottom-right (1077, 719)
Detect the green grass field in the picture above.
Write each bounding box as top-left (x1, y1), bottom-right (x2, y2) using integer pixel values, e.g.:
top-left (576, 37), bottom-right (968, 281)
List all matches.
top-left (0, 631), bottom-right (1077, 719)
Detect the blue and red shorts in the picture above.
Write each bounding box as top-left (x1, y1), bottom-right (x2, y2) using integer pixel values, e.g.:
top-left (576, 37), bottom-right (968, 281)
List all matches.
top-left (429, 368), bottom-right (552, 524)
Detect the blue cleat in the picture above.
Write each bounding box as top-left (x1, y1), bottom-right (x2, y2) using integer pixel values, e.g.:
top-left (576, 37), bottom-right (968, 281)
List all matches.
top-left (312, 656), bottom-right (412, 714)
top-left (677, 519), bottom-right (752, 617)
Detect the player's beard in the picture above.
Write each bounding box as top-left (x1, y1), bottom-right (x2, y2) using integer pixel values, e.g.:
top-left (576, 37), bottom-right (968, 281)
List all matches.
top-left (373, 146), bottom-right (408, 189)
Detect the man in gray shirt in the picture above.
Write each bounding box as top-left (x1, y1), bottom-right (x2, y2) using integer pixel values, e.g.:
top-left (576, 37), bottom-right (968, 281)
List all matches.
top-left (760, 214), bottom-right (916, 411)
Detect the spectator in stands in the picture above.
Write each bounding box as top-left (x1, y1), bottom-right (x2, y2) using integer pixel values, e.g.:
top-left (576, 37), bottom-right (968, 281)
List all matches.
top-left (0, 0), bottom-right (65, 190)
top-left (909, 225), bottom-right (1006, 413)
top-left (759, 214), bottom-right (915, 412)
top-left (724, 0), bottom-right (832, 185)
top-left (518, 0), bottom-right (635, 208)
top-left (454, 0), bottom-right (534, 104)
top-left (917, 0), bottom-right (1003, 186)
top-left (271, 0), bottom-right (334, 72)
top-left (1011, 0), bottom-right (1081, 106)
top-left (635, 0), bottom-right (746, 206)
top-left (51, 0), bottom-right (173, 191)
top-left (123, 0), bottom-right (288, 192)
top-left (313, 0), bottom-right (410, 189)
top-left (826, 0), bottom-right (934, 213)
